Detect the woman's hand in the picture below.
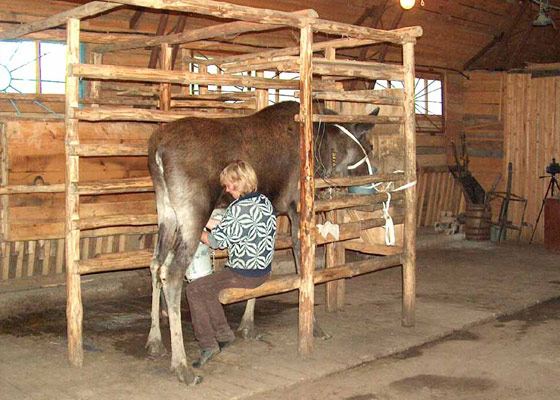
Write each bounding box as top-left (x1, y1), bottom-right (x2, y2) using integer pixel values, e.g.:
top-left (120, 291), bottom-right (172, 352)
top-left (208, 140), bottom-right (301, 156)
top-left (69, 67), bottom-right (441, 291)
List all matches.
top-left (205, 218), bottom-right (221, 230)
top-left (200, 230), bottom-right (210, 245)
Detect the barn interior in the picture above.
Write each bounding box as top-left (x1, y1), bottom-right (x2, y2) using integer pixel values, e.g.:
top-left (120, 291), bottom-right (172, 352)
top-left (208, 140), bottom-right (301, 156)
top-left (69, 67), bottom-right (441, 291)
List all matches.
top-left (0, 0), bottom-right (559, 398)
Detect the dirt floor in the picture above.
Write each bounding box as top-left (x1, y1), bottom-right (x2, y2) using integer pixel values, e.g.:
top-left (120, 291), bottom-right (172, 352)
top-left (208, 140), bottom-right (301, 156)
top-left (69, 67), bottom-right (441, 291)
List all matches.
top-left (0, 234), bottom-right (559, 399)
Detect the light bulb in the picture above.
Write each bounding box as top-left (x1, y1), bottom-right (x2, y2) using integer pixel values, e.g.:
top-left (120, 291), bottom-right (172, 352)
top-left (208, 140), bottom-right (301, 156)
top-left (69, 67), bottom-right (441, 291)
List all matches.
top-left (400, 0), bottom-right (416, 10)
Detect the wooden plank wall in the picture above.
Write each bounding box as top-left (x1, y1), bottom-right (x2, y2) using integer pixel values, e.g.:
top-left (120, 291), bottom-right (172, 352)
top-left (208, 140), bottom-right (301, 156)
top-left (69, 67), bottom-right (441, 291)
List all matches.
top-left (5, 120), bottom-right (156, 241)
top-left (463, 71), bottom-right (560, 242)
top-left (503, 74), bottom-right (560, 242)
top-left (462, 71), bottom-right (505, 192)
top-left (0, 234), bottom-right (154, 282)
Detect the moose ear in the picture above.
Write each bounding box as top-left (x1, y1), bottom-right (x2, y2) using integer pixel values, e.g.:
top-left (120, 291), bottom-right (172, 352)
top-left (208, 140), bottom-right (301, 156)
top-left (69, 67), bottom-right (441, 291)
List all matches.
top-left (352, 106), bottom-right (380, 139)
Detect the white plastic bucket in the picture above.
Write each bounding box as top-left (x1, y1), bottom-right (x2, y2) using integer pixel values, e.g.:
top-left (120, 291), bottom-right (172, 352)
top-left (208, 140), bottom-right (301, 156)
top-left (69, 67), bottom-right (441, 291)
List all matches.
top-left (185, 242), bottom-right (213, 282)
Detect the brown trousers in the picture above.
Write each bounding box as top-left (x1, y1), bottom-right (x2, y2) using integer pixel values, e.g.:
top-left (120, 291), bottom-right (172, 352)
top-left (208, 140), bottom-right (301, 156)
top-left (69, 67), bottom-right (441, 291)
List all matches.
top-left (185, 268), bottom-right (269, 350)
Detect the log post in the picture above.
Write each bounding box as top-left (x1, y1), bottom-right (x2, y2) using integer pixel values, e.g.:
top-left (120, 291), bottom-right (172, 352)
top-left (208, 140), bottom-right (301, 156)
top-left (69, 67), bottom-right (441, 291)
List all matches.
top-left (180, 48), bottom-right (192, 96)
top-left (255, 71), bottom-right (268, 110)
top-left (298, 24), bottom-right (315, 356)
top-left (322, 46), bottom-right (345, 312)
top-left (401, 39), bottom-right (417, 327)
top-left (325, 210), bottom-right (345, 312)
top-left (1, 122), bottom-right (8, 244)
top-left (89, 52), bottom-right (102, 107)
top-left (160, 43), bottom-right (172, 111)
top-left (65, 17), bottom-right (83, 367)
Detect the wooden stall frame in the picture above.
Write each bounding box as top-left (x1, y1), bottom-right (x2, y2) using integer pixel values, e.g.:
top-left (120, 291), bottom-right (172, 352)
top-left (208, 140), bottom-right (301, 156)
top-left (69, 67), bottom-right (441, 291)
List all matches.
top-left (0, 0), bottom-right (421, 368)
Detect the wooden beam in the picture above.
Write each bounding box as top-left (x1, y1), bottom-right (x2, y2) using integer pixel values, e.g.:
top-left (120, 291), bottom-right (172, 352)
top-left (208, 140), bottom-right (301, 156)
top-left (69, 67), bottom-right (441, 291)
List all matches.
top-left (106, 0), bottom-right (316, 28)
top-left (217, 37), bottom-right (379, 66)
top-left (159, 43), bottom-right (172, 111)
top-left (148, 13), bottom-right (169, 69)
top-left (315, 192), bottom-right (404, 213)
top-left (325, 209), bottom-right (345, 312)
top-left (73, 106), bottom-right (245, 122)
top-left (219, 254), bottom-right (402, 304)
top-left (296, 114), bottom-right (403, 124)
top-left (401, 40), bottom-right (417, 328)
top-left (129, 10), bottom-right (144, 30)
top-left (96, 9), bottom-right (316, 53)
top-left (71, 63), bottom-right (300, 89)
top-left (107, 0), bottom-right (421, 43)
top-left (0, 123), bottom-right (8, 243)
top-left (65, 17), bottom-right (83, 368)
top-left (0, 2), bottom-right (121, 40)
top-left (298, 24), bottom-right (314, 356)
top-left (171, 15), bottom-right (188, 68)
top-left (312, 89), bottom-right (403, 105)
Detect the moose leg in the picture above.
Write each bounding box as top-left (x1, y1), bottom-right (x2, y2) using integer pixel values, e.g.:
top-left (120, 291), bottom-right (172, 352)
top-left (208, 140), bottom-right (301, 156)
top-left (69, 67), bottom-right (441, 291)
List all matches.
top-left (288, 206), bottom-right (331, 340)
top-left (145, 257), bottom-right (167, 357)
top-left (237, 298), bottom-right (257, 339)
top-left (162, 263), bottom-right (200, 385)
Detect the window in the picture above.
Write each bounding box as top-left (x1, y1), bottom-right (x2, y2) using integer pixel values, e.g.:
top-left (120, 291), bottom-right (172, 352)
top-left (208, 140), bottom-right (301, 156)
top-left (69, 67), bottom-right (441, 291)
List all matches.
top-left (189, 57), bottom-right (253, 96)
top-left (266, 71), bottom-right (299, 105)
top-left (188, 56), bottom-right (299, 104)
top-left (0, 40), bottom-right (67, 94)
top-left (373, 77), bottom-right (443, 116)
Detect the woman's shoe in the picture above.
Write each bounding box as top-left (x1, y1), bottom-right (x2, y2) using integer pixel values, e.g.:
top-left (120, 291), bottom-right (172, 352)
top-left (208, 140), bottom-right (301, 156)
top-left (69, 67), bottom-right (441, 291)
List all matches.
top-left (192, 347), bottom-right (220, 368)
top-left (218, 338), bottom-right (235, 350)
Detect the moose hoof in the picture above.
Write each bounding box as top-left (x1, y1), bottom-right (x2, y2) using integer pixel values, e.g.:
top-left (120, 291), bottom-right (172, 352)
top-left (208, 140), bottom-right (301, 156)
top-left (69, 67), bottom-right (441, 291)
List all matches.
top-left (313, 324), bottom-right (332, 340)
top-left (173, 363), bottom-right (201, 386)
top-left (238, 326), bottom-right (257, 340)
top-left (145, 340), bottom-right (167, 358)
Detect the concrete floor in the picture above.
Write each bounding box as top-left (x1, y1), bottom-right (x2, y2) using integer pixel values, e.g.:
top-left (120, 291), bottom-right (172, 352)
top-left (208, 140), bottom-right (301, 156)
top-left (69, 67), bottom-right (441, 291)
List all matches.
top-left (0, 234), bottom-right (559, 399)
top-left (246, 298), bottom-right (560, 400)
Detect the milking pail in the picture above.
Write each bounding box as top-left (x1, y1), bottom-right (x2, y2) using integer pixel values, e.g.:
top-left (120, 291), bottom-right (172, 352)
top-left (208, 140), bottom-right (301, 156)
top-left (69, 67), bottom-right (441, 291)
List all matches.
top-left (185, 242), bottom-right (213, 282)
top-left (184, 208), bottom-right (226, 282)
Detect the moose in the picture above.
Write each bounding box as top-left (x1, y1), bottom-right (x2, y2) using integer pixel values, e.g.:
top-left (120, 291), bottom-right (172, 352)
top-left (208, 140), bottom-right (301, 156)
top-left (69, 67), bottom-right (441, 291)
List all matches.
top-left (146, 101), bottom-right (379, 384)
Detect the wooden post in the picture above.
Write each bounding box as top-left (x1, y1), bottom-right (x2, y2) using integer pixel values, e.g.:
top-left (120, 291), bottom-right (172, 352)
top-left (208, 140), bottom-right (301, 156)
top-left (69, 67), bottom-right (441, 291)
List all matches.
top-left (89, 52), bottom-right (102, 107)
top-left (65, 17), bottom-right (83, 367)
top-left (159, 43), bottom-right (172, 111)
top-left (325, 210), bottom-right (345, 312)
top-left (323, 47), bottom-right (345, 312)
top-left (180, 48), bottom-right (192, 96)
top-left (198, 64), bottom-right (208, 95)
top-left (401, 39), bottom-right (417, 327)
top-left (255, 71), bottom-right (268, 110)
top-left (298, 24), bottom-right (315, 356)
top-left (1, 122), bottom-right (8, 244)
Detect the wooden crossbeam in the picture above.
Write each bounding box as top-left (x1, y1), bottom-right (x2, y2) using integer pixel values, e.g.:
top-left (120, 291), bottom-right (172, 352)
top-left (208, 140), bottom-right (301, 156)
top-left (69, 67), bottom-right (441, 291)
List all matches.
top-left (74, 143), bottom-right (148, 156)
top-left (74, 106), bottom-right (246, 122)
top-left (96, 9), bottom-right (316, 53)
top-left (219, 254), bottom-right (403, 304)
top-left (313, 89), bottom-right (403, 105)
top-left (216, 38), bottom-right (379, 65)
top-left (71, 63), bottom-right (300, 89)
top-left (295, 114), bottom-right (403, 124)
top-left (79, 214), bottom-right (158, 230)
top-left (79, 177), bottom-right (153, 195)
top-left (0, 2), bottom-right (121, 40)
top-left (105, 0), bottom-right (316, 28)
top-left (107, 0), bottom-right (421, 43)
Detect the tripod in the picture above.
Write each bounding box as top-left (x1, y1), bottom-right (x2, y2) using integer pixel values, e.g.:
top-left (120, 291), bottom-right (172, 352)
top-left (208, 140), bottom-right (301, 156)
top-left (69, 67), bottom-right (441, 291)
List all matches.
top-left (529, 173), bottom-right (560, 243)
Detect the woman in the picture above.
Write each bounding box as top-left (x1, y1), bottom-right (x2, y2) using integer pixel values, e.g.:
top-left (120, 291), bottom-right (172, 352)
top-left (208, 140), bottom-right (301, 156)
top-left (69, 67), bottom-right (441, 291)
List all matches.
top-left (187, 160), bottom-right (277, 368)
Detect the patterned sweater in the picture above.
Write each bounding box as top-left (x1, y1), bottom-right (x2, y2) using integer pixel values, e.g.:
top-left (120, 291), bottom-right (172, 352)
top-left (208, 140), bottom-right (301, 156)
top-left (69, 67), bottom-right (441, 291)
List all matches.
top-left (208, 192), bottom-right (277, 277)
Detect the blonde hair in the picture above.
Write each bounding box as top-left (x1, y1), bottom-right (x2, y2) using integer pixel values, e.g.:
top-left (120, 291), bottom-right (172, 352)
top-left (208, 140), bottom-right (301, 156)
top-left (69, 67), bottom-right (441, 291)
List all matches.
top-left (220, 160), bottom-right (258, 196)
